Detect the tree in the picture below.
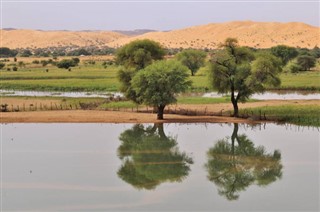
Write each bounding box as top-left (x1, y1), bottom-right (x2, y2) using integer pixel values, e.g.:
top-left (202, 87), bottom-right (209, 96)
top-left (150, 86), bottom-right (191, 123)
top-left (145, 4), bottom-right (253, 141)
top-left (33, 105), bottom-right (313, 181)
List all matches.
top-left (117, 124), bottom-right (193, 190)
top-left (270, 45), bottom-right (298, 65)
top-left (131, 60), bottom-right (192, 120)
top-left (296, 55), bottom-right (316, 71)
top-left (116, 39), bottom-right (165, 70)
top-left (209, 38), bottom-right (282, 117)
top-left (0, 62), bottom-right (5, 69)
top-left (116, 40), bottom-right (165, 104)
top-left (205, 123), bottom-right (282, 200)
top-left (0, 47), bottom-right (18, 57)
top-left (311, 46), bottom-right (320, 58)
top-left (56, 59), bottom-right (77, 69)
top-left (20, 49), bottom-right (32, 57)
top-left (176, 49), bottom-right (207, 76)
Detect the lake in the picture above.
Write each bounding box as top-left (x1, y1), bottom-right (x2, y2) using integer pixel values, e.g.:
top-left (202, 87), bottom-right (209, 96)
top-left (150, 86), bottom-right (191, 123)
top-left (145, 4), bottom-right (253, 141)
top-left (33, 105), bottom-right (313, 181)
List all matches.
top-left (1, 123), bottom-right (319, 211)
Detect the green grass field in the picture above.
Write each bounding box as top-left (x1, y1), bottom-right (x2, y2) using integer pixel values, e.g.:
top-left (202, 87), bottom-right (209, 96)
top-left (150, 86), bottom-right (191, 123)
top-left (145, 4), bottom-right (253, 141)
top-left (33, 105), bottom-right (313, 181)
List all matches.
top-left (239, 105), bottom-right (320, 127)
top-left (1, 60), bottom-right (320, 92)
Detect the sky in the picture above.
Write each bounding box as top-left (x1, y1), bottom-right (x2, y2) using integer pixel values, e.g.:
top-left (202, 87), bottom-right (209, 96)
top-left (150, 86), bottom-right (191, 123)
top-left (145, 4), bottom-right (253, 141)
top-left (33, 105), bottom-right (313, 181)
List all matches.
top-left (1, 0), bottom-right (319, 31)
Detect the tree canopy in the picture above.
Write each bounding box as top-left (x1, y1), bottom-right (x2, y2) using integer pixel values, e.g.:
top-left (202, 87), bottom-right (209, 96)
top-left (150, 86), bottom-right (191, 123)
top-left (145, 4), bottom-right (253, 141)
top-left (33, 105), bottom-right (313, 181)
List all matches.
top-left (0, 47), bottom-right (18, 58)
top-left (176, 49), bottom-right (207, 76)
top-left (209, 38), bottom-right (282, 117)
top-left (270, 45), bottom-right (298, 65)
top-left (115, 39), bottom-right (165, 70)
top-left (56, 58), bottom-right (79, 69)
top-left (296, 55), bottom-right (316, 71)
top-left (116, 39), bottom-right (166, 104)
top-left (131, 60), bottom-right (192, 119)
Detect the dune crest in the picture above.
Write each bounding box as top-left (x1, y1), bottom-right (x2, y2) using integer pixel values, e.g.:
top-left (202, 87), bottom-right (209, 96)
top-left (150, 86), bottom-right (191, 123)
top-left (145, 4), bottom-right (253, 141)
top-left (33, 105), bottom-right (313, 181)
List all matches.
top-left (1, 21), bottom-right (319, 49)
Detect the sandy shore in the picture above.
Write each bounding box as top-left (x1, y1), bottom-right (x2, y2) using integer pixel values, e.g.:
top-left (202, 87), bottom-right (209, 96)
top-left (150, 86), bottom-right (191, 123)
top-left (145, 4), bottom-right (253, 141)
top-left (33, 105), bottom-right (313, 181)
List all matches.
top-left (1, 98), bottom-right (319, 124)
top-left (0, 110), bottom-right (262, 124)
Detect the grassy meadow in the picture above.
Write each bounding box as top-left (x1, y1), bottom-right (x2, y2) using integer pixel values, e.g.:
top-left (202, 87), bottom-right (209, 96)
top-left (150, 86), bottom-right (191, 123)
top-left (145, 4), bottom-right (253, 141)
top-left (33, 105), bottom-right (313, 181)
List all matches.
top-left (1, 57), bottom-right (320, 92)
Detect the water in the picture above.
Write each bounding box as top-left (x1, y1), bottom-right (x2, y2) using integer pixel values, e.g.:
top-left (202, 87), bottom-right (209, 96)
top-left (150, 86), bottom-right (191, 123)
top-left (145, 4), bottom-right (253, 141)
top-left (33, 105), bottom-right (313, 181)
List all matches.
top-left (1, 123), bottom-right (319, 211)
top-left (1, 89), bottom-right (320, 100)
top-left (0, 90), bottom-right (123, 98)
top-left (203, 91), bottom-right (320, 100)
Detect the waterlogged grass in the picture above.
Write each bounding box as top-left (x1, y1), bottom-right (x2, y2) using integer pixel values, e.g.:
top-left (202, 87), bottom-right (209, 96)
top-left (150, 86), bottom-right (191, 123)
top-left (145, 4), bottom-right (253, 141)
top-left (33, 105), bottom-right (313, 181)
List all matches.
top-left (1, 78), bottom-right (120, 91)
top-left (240, 105), bottom-right (320, 127)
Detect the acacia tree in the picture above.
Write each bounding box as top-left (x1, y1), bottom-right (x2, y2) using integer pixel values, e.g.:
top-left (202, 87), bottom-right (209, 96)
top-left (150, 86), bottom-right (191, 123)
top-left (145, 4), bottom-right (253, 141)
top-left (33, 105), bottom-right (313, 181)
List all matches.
top-left (209, 38), bottom-right (282, 117)
top-left (116, 39), bottom-right (165, 103)
top-left (176, 49), bottom-right (207, 76)
top-left (116, 39), bottom-right (165, 70)
top-left (132, 60), bottom-right (191, 120)
top-left (296, 55), bottom-right (316, 71)
top-left (270, 45), bottom-right (298, 65)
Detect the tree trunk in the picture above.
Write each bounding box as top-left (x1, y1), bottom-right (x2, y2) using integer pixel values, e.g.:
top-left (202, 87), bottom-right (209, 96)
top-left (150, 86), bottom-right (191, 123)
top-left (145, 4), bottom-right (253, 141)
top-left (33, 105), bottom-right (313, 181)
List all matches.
top-left (157, 105), bottom-right (165, 120)
top-left (231, 90), bottom-right (239, 117)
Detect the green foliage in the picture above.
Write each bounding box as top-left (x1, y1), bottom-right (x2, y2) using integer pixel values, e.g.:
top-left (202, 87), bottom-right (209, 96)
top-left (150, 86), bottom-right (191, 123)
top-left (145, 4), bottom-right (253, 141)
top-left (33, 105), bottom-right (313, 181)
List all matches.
top-left (71, 57), bottom-right (80, 65)
top-left (118, 68), bottom-right (139, 103)
top-left (131, 60), bottom-right (192, 119)
top-left (115, 39), bottom-right (165, 70)
top-left (209, 38), bottom-right (282, 117)
top-left (239, 105), bottom-right (320, 127)
top-left (20, 49), bottom-right (32, 57)
top-left (56, 59), bottom-right (78, 69)
top-left (283, 60), bottom-right (302, 73)
top-left (12, 66), bottom-right (18, 71)
top-left (250, 53), bottom-right (282, 88)
top-left (296, 55), bottom-right (316, 71)
top-left (311, 46), bottom-right (320, 58)
top-left (0, 62), bottom-right (5, 69)
top-left (176, 49), bottom-right (207, 76)
top-left (67, 48), bottom-right (91, 56)
top-left (270, 45), bottom-right (298, 65)
top-left (0, 47), bottom-right (18, 57)
top-left (17, 61), bottom-right (25, 68)
top-left (32, 60), bottom-right (40, 64)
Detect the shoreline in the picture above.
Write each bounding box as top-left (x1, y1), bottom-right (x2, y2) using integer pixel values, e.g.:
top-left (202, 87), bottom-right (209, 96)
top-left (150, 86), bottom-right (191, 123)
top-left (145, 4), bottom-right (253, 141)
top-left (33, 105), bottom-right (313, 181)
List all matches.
top-left (0, 110), bottom-right (263, 124)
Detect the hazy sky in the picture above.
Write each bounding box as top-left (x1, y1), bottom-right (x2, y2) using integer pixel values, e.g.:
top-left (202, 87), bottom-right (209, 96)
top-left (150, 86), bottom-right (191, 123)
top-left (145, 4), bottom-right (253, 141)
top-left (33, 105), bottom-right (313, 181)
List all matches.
top-left (1, 0), bottom-right (319, 31)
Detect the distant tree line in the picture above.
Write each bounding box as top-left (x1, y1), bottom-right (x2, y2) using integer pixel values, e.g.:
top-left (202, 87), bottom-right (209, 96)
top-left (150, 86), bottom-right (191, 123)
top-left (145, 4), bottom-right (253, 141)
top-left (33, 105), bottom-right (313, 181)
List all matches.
top-left (0, 46), bottom-right (117, 58)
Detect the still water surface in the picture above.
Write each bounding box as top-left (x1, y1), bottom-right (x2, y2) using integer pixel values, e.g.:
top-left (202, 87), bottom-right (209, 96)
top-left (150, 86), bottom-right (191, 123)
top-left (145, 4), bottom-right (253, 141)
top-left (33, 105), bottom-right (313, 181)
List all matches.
top-left (1, 123), bottom-right (319, 211)
top-left (1, 89), bottom-right (320, 100)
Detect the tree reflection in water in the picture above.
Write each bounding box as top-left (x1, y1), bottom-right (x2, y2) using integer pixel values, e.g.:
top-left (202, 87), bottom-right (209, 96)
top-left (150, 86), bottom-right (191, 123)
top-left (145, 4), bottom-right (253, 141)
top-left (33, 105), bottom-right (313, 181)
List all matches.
top-left (205, 123), bottom-right (283, 200)
top-left (117, 124), bottom-right (193, 190)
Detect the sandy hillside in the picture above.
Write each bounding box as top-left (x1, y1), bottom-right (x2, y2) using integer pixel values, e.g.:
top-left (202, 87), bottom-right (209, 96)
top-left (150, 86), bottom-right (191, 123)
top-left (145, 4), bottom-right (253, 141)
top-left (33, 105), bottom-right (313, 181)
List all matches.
top-left (1, 29), bottom-right (128, 48)
top-left (109, 21), bottom-right (320, 49)
top-left (1, 21), bottom-right (319, 49)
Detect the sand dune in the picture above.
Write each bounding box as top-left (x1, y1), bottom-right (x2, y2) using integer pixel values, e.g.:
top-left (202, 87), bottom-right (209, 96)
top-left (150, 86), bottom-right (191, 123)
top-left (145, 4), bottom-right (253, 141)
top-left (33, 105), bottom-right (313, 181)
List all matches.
top-left (109, 21), bottom-right (320, 49)
top-left (1, 29), bottom-right (127, 48)
top-left (1, 21), bottom-right (319, 49)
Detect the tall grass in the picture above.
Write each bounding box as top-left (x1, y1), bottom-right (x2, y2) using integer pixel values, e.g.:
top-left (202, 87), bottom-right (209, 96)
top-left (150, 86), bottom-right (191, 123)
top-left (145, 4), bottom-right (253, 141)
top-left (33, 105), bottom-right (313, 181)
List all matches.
top-left (239, 105), bottom-right (320, 127)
